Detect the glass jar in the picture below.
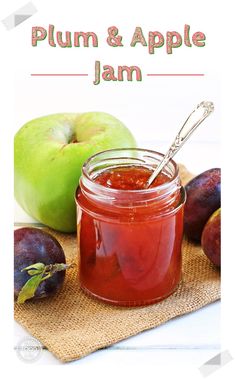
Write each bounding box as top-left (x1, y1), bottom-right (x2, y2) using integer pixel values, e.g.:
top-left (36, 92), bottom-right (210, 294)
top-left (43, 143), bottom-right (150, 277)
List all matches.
top-left (75, 148), bottom-right (186, 307)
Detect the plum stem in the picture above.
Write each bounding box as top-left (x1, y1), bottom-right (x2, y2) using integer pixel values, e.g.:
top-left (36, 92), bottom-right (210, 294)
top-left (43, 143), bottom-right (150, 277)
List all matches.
top-left (17, 262), bottom-right (75, 304)
top-left (40, 263), bottom-right (75, 282)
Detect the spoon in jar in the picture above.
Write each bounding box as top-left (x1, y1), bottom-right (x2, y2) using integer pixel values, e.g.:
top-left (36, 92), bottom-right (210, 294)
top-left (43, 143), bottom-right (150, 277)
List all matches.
top-left (145, 101), bottom-right (214, 188)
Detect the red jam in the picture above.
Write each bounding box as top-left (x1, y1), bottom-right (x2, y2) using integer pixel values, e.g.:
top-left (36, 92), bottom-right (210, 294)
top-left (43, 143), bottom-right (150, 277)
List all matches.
top-left (76, 158), bottom-right (185, 307)
top-left (94, 166), bottom-right (170, 190)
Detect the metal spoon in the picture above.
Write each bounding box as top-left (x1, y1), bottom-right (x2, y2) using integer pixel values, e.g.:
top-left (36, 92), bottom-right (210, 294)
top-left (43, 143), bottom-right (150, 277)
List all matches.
top-left (145, 101), bottom-right (214, 188)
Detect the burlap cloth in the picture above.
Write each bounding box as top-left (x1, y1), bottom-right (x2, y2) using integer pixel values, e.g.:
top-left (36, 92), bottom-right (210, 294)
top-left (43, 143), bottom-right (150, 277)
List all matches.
top-left (14, 165), bottom-right (221, 362)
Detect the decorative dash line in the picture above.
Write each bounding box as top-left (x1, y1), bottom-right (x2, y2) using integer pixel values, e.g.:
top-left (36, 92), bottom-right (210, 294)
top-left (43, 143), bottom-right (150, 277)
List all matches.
top-left (31, 73), bottom-right (89, 77)
top-left (147, 74), bottom-right (204, 77)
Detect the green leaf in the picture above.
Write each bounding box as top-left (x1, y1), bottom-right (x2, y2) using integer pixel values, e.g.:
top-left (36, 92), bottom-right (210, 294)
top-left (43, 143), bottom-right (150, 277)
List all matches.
top-left (21, 263), bottom-right (45, 275)
top-left (17, 262), bottom-right (75, 304)
top-left (27, 269), bottom-right (42, 276)
top-left (17, 273), bottom-right (44, 304)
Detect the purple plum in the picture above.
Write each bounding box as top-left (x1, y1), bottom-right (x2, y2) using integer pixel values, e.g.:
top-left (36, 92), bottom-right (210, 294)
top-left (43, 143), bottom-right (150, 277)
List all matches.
top-left (184, 168), bottom-right (221, 241)
top-left (201, 208), bottom-right (221, 267)
top-left (14, 227), bottom-right (67, 303)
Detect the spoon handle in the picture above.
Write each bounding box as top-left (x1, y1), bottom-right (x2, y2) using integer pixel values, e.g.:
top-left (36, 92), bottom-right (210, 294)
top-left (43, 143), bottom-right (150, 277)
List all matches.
top-left (146, 101), bottom-right (214, 188)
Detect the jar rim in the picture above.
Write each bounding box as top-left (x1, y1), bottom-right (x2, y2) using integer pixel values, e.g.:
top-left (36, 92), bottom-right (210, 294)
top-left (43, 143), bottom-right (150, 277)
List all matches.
top-left (81, 147), bottom-right (179, 195)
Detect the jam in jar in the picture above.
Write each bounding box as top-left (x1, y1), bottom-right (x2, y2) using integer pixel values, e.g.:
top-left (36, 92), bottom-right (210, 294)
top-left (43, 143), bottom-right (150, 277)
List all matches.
top-left (76, 148), bottom-right (186, 306)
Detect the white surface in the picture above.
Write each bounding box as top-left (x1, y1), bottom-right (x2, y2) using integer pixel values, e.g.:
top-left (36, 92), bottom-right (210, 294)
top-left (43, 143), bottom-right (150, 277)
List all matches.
top-left (14, 140), bottom-right (221, 366)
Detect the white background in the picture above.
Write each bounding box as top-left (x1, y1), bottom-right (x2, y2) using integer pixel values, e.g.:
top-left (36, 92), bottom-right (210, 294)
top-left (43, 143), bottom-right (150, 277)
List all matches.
top-left (0, 0), bottom-right (234, 378)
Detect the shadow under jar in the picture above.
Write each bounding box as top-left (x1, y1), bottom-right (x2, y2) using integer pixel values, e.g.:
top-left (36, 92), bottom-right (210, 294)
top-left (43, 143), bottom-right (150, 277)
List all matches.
top-left (76, 148), bottom-right (186, 307)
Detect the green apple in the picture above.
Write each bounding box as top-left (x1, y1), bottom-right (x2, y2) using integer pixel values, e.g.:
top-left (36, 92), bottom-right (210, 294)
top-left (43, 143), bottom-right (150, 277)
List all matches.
top-left (14, 112), bottom-right (136, 232)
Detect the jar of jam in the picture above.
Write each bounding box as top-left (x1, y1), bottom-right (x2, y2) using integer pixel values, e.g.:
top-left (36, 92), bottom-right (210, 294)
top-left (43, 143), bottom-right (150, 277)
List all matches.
top-left (76, 148), bottom-right (186, 306)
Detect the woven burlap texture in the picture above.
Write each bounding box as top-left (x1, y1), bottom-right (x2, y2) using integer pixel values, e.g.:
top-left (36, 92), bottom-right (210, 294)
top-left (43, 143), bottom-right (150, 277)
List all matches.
top-left (14, 165), bottom-right (221, 362)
